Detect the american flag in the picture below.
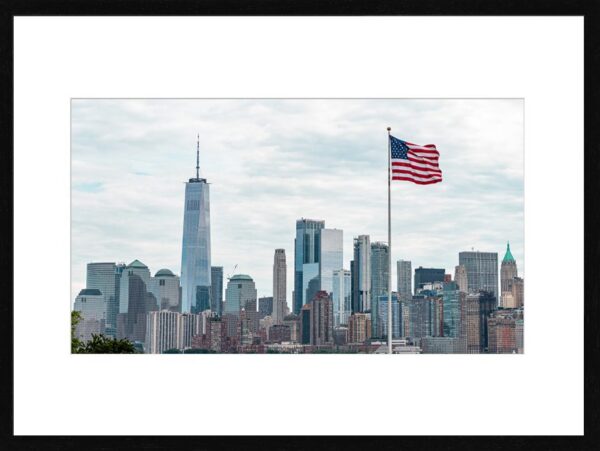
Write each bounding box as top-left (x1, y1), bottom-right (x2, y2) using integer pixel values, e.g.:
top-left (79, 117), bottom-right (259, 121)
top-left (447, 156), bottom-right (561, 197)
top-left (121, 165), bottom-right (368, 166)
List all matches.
top-left (390, 135), bottom-right (442, 185)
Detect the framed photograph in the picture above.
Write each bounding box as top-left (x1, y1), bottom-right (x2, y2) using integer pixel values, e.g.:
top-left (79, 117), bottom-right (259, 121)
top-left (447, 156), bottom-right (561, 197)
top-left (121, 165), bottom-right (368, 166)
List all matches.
top-left (4, 1), bottom-right (595, 449)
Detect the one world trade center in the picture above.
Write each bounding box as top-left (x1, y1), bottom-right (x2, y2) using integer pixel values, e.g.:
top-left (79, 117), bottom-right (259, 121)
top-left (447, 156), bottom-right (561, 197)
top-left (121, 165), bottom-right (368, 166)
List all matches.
top-left (180, 136), bottom-right (211, 313)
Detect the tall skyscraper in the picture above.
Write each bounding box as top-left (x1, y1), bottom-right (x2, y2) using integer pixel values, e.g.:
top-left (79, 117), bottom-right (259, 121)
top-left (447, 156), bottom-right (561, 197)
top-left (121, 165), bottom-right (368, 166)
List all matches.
top-left (272, 249), bottom-right (287, 324)
top-left (116, 260), bottom-right (158, 343)
top-left (118, 259), bottom-right (151, 314)
top-left (461, 293), bottom-right (481, 354)
top-left (73, 288), bottom-right (105, 341)
top-left (376, 293), bottom-right (400, 339)
top-left (319, 229), bottom-right (343, 295)
top-left (210, 266), bottom-right (223, 316)
top-left (224, 274), bottom-right (257, 317)
top-left (461, 290), bottom-right (496, 353)
top-left (332, 269), bottom-right (351, 327)
top-left (458, 251), bottom-right (498, 300)
top-left (414, 267), bottom-right (445, 294)
top-left (454, 264), bottom-right (468, 293)
top-left (145, 310), bottom-right (180, 354)
top-left (310, 291), bottom-right (334, 346)
top-left (500, 242), bottom-right (518, 307)
top-left (408, 294), bottom-right (443, 339)
top-left (396, 260), bottom-right (412, 302)
top-left (348, 313), bottom-right (371, 344)
top-left (85, 262), bottom-right (121, 337)
top-left (149, 268), bottom-right (180, 311)
top-left (300, 303), bottom-right (312, 345)
top-left (294, 218), bottom-right (325, 314)
top-left (442, 282), bottom-right (463, 338)
top-left (181, 137), bottom-right (211, 314)
top-left (512, 277), bottom-right (524, 308)
top-left (85, 262), bottom-right (118, 329)
top-left (178, 312), bottom-right (204, 349)
top-left (352, 235), bottom-right (371, 313)
top-left (370, 242), bottom-right (390, 300)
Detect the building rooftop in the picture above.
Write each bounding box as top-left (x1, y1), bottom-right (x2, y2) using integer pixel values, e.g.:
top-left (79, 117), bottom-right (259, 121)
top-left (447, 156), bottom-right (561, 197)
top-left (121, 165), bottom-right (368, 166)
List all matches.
top-left (128, 259), bottom-right (148, 269)
top-left (78, 288), bottom-right (102, 296)
top-left (155, 268), bottom-right (175, 277)
top-left (229, 274), bottom-right (253, 281)
top-left (502, 242), bottom-right (515, 263)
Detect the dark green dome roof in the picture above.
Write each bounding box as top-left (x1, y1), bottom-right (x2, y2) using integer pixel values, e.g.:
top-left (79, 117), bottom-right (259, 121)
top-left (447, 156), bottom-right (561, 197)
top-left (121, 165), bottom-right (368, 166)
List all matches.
top-left (155, 268), bottom-right (175, 277)
top-left (78, 288), bottom-right (102, 296)
top-left (230, 274), bottom-right (253, 281)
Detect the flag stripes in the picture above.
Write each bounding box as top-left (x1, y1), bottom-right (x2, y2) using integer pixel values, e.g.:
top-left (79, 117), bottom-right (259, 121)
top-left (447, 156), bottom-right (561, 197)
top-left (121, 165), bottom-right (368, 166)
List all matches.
top-left (390, 136), bottom-right (442, 185)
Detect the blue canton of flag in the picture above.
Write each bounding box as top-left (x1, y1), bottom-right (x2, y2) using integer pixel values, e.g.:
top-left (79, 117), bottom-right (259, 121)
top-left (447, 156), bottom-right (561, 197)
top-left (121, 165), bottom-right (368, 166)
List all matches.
top-left (390, 136), bottom-right (410, 160)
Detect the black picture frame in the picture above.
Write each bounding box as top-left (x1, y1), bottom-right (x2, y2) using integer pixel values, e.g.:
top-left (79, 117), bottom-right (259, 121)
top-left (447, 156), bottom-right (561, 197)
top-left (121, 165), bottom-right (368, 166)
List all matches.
top-left (1, 1), bottom-right (597, 450)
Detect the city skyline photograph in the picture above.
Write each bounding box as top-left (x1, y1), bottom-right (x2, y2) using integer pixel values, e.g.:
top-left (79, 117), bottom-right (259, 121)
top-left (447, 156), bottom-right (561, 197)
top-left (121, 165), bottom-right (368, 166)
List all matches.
top-left (71, 98), bottom-right (524, 354)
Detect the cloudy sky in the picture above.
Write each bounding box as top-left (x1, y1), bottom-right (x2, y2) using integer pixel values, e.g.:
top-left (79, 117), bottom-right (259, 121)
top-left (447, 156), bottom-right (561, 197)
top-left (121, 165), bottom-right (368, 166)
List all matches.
top-left (71, 99), bottom-right (524, 307)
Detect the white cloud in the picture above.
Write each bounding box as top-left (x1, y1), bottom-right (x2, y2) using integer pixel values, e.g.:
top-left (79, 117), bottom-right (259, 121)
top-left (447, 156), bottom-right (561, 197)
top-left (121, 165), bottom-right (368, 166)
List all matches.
top-left (71, 99), bottom-right (524, 306)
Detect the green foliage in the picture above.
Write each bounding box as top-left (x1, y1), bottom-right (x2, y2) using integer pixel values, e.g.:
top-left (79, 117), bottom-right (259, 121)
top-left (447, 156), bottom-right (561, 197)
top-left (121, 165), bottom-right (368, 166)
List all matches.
top-left (163, 348), bottom-right (182, 354)
top-left (72, 310), bottom-right (136, 353)
top-left (71, 310), bottom-right (84, 353)
top-left (78, 334), bottom-right (137, 354)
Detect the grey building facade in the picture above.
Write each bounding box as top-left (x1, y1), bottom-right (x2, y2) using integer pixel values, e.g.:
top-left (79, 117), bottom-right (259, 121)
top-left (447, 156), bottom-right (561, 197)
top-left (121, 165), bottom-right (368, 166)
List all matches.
top-left (371, 242), bottom-right (390, 302)
top-left (211, 266), bottom-right (223, 316)
top-left (458, 251), bottom-right (499, 300)
top-left (273, 249), bottom-right (287, 324)
top-left (396, 260), bottom-right (412, 302)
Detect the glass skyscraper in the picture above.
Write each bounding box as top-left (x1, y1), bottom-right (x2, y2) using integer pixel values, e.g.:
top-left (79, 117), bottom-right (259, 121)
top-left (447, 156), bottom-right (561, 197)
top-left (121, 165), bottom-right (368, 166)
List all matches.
top-left (319, 228), bottom-right (343, 295)
top-left (332, 269), bottom-right (351, 327)
top-left (149, 268), bottom-right (180, 312)
top-left (375, 293), bottom-right (400, 339)
top-left (73, 288), bottom-right (105, 341)
top-left (370, 242), bottom-right (389, 300)
top-left (86, 262), bottom-right (120, 337)
top-left (442, 282), bottom-right (462, 338)
top-left (119, 259), bottom-right (151, 314)
top-left (351, 235), bottom-right (371, 313)
top-left (458, 251), bottom-right (498, 300)
top-left (224, 274), bottom-right (257, 317)
top-left (396, 260), bottom-right (412, 302)
top-left (302, 262), bottom-right (320, 305)
top-left (294, 218), bottom-right (325, 313)
top-left (180, 138), bottom-right (211, 314)
top-left (116, 260), bottom-right (158, 343)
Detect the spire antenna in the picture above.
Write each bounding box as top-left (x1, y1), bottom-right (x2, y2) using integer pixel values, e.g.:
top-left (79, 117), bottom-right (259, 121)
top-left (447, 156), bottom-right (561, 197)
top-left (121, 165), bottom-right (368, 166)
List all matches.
top-left (196, 134), bottom-right (200, 179)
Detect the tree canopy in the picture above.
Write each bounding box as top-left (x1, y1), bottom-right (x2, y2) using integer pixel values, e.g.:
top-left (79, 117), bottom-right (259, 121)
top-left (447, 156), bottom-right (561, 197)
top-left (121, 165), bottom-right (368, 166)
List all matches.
top-left (71, 311), bottom-right (136, 354)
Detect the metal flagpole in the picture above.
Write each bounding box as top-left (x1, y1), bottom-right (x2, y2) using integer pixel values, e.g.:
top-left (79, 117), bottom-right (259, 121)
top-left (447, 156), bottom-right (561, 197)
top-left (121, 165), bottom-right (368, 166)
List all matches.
top-left (387, 127), bottom-right (392, 354)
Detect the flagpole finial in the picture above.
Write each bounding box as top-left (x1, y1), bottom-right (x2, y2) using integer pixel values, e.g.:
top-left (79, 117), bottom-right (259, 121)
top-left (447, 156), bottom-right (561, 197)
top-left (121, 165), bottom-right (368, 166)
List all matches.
top-left (387, 127), bottom-right (391, 131)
